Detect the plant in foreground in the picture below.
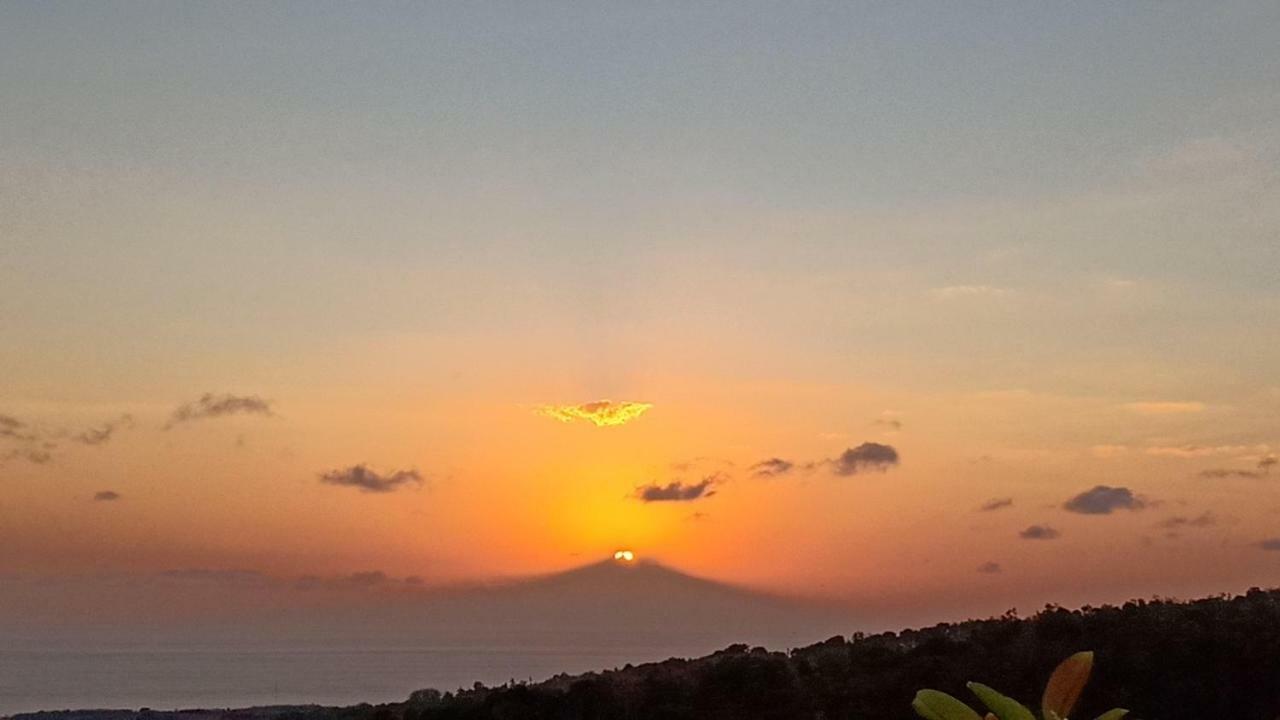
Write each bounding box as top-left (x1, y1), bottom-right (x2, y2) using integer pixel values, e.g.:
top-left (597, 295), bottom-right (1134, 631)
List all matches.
top-left (912, 651), bottom-right (1130, 720)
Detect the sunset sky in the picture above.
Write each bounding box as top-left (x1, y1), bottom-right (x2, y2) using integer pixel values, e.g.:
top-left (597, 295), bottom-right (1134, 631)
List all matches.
top-left (3, 2), bottom-right (1279, 625)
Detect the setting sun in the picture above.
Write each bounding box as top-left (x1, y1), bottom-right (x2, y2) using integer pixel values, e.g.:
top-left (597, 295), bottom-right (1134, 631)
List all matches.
top-left (613, 550), bottom-right (636, 562)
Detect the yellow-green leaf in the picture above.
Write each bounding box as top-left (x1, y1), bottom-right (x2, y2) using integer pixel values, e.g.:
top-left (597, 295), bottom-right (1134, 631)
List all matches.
top-left (1093, 710), bottom-right (1129, 720)
top-left (967, 682), bottom-right (1036, 720)
top-left (1043, 651), bottom-right (1094, 719)
top-left (912, 689), bottom-right (984, 720)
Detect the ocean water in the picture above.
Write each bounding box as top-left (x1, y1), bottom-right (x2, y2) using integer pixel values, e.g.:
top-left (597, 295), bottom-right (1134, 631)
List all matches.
top-left (0, 646), bottom-right (681, 716)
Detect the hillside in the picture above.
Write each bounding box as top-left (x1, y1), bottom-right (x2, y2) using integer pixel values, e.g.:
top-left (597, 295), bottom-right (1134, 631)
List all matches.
top-left (14, 587), bottom-right (1280, 720)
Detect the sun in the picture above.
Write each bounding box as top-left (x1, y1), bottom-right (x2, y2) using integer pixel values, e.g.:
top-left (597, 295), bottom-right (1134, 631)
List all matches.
top-left (613, 549), bottom-right (635, 562)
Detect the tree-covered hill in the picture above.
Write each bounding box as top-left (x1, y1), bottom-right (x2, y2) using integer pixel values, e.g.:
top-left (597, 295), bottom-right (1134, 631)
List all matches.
top-left (14, 587), bottom-right (1280, 720)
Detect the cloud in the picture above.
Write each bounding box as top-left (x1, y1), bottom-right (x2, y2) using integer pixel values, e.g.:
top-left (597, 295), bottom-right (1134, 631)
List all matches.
top-left (1200, 455), bottom-right (1277, 479)
top-left (93, 490), bottom-right (122, 502)
top-left (1020, 525), bottom-right (1061, 540)
top-left (319, 465), bottom-right (424, 493)
top-left (977, 561), bottom-right (1002, 574)
top-left (1199, 468), bottom-right (1263, 479)
top-left (1123, 401), bottom-right (1205, 415)
top-left (978, 497), bottom-right (1014, 512)
top-left (1, 412), bottom-right (138, 464)
top-left (537, 400), bottom-right (652, 427)
top-left (294, 570), bottom-right (394, 591)
top-left (932, 285), bottom-right (1012, 300)
top-left (0, 414), bottom-right (34, 442)
top-left (831, 443), bottom-right (900, 476)
top-left (1090, 444), bottom-right (1129, 458)
top-left (871, 412), bottom-right (904, 431)
top-left (156, 568), bottom-right (270, 586)
top-left (1257, 539), bottom-right (1280, 552)
top-left (1157, 512), bottom-right (1215, 529)
top-left (1145, 444), bottom-right (1250, 458)
top-left (1063, 485), bottom-right (1147, 515)
top-left (749, 457), bottom-right (794, 478)
top-left (2, 447), bottom-right (53, 465)
top-left (74, 415), bottom-right (134, 446)
top-left (166, 393), bottom-right (274, 429)
top-left (634, 476), bottom-right (718, 502)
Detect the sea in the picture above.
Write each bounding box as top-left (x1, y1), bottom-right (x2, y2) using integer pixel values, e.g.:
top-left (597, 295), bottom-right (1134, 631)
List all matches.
top-left (0, 646), bottom-right (687, 716)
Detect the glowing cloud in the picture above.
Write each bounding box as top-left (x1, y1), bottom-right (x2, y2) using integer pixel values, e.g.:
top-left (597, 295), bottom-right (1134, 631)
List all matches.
top-left (537, 400), bottom-right (652, 427)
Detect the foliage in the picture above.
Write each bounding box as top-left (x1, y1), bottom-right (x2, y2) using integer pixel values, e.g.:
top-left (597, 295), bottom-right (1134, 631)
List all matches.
top-left (912, 651), bottom-right (1129, 720)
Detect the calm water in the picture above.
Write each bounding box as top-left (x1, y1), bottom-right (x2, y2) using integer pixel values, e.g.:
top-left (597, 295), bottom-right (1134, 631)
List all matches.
top-left (0, 647), bottom-right (683, 716)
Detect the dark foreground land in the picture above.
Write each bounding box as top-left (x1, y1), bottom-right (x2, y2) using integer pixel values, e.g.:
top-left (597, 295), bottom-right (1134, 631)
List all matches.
top-left (14, 587), bottom-right (1280, 720)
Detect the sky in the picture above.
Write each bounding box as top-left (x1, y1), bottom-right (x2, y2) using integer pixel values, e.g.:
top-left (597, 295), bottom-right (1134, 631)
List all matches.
top-left (2, 2), bottom-right (1280, 627)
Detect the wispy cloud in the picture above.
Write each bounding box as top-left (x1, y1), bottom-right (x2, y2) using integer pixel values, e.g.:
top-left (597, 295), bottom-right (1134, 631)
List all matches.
top-left (0, 414), bottom-right (35, 442)
top-left (1157, 512), bottom-right (1215, 529)
top-left (1123, 401), bottom-right (1205, 415)
top-left (165, 393), bottom-right (274, 429)
top-left (93, 490), bottom-right (122, 502)
top-left (978, 497), bottom-right (1014, 512)
top-left (1199, 455), bottom-right (1276, 479)
top-left (977, 561), bottom-right (1002, 574)
top-left (749, 457), bottom-right (794, 478)
top-left (931, 285), bottom-right (1012, 300)
top-left (1257, 539), bottom-right (1280, 552)
top-left (296, 570), bottom-right (390, 590)
top-left (1145, 444), bottom-right (1251, 458)
top-left (830, 443), bottom-right (900, 476)
top-left (1020, 525), bottom-right (1061, 540)
top-left (2, 447), bottom-right (53, 465)
top-left (634, 476), bottom-right (719, 502)
top-left (74, 415), bottom-right (134, 445)
top-left (319, 465), bottom-right (423, 493)
top-left (537, 400), bottom-right (652, 427)
top-left (1063, 485), bottom-right (1147, 515)
top-left (1, 412), bottom-right (136, 465)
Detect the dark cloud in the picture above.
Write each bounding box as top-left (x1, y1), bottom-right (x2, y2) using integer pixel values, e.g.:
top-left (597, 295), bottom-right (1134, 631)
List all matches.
top-left (749, 457), bottom-right (794, 478)
top-left (635, 476), bottom-right (718, 502)
top-left (93, 490), bottom-right (122, 502)
top-left (977, 561), bottom-right (1002, 574)
top-left (1020, 525), bottom-right (1061, 540)
top-left (1158, 512), bottom-right (1216, 529)
top-left (166, 393), bottom-right (274, 429)
top-left (1260, 455), bottom-right (1278, 472)
top-left (978, 497), bottom-right (1014, 512)
top-left (319, 464), bottom-right (423, 493)
top-left (831, 442), bottom-right (900, 476)
top-left (1258, 539), bottom-right (1280, 551)
top-left (1063, 485), bottom-right (1146, 515)
top-left (74, 415), bottom-right (134, 446)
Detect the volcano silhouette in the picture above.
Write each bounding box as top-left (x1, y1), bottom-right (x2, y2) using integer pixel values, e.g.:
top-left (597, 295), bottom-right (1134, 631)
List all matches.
top-left (351, 558), bottom-right (856, 651)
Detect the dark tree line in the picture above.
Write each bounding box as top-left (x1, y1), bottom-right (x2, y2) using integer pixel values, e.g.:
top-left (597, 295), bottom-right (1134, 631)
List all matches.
top-left (395, 588), bottom-right (1280, 720)
top-left (17, 588), bottom-right (1280, 720)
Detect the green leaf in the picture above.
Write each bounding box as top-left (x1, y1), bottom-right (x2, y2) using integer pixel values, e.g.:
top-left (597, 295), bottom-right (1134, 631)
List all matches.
top-left (912, 689), bottom-right (984, 720)
top-left (966, 682), bottom-right (1037, 720)
top-left (1043, 651), bottom-right (1094, 719)
top-left (1093, 710), bottom-right (1129, 720)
